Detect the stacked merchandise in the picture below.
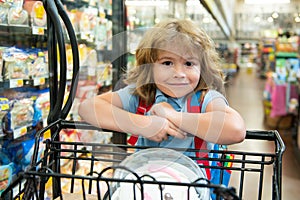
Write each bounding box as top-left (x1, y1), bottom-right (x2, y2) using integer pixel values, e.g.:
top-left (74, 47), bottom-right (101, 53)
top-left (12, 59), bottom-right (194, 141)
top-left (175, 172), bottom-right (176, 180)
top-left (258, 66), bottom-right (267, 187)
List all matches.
top-left (216, 43), bottom-right (239, 80)
top-left (258, 38), bottom-right (276, 78)
top-left (263, 32), bottom-right (299, 129)
top-left (0, 87), bottom-right (49, 195)
top-left (0, 0), bottom-right (114, 194)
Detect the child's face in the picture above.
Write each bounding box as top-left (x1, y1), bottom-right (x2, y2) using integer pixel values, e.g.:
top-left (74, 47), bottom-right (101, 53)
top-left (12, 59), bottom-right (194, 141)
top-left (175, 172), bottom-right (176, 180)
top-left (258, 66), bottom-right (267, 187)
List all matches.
top-left (153, 50), bottom-right (200, 98)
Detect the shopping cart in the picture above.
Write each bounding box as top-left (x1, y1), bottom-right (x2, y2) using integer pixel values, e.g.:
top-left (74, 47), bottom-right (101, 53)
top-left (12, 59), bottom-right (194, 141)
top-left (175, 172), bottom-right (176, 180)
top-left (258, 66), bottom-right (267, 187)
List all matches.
top-left (0, 119), bottom-right (285, 200)
top-left (0, 0), bottom-right (285, 199)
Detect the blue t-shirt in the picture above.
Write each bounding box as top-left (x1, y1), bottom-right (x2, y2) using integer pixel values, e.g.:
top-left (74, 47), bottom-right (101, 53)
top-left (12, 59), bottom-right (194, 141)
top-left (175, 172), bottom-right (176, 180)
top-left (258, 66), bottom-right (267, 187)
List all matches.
top-left (116, 84), bottom-right (228, 153)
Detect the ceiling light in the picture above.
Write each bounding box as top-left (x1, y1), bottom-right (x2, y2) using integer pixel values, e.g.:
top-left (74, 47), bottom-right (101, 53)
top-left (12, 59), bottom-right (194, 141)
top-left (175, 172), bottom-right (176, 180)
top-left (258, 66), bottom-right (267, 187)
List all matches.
top-left (245, 0), bottom-right (290, 4)
top-left (203, 17), bottom-right (211, 23)
top-left (267, 17), bottom-right (274, 22)
top-left (272, 12), bottom-right (279, 18)
top-left (295, 16), bottom-right (300, 23)
top-left (254, 16), bottom-right (261, 23)
top-left (125, 0), bottom-right (169, 7)
top-left (186, 0), bottom-right (200, 6)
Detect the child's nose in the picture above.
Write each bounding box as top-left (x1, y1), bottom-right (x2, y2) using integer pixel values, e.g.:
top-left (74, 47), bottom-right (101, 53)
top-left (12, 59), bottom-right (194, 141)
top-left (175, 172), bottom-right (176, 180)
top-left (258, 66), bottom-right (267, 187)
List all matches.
top-left (173, 65), bottom-right (186, 78)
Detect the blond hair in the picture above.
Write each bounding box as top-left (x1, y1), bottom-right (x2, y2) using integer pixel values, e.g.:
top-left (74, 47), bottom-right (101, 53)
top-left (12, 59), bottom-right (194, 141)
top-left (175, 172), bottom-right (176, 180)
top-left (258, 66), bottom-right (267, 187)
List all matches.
top-left (125, 18), bottom-right (224, 105)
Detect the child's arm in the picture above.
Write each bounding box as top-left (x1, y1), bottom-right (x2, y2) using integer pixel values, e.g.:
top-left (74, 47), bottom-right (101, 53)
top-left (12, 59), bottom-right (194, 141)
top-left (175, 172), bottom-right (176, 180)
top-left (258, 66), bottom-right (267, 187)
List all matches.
top-left (150, 98), bottom-right (246, 145)
top-left (78, 92), bottom-right (186, 142)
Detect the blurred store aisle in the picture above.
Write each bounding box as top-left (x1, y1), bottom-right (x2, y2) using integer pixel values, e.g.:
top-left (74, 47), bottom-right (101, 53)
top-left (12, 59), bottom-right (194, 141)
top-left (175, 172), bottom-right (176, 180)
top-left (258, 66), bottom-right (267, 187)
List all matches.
top-left (225, 66), bottom-right (300, 200)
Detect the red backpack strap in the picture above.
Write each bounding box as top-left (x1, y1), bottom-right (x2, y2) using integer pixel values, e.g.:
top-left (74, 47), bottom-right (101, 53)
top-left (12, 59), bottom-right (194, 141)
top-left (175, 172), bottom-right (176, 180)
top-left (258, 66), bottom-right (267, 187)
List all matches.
top-left (127, 98), bottom-right (153, 145)
top-left (188, 90), bottom-right (211, 179)
top-left (194, 137), bottom-right (211, 179)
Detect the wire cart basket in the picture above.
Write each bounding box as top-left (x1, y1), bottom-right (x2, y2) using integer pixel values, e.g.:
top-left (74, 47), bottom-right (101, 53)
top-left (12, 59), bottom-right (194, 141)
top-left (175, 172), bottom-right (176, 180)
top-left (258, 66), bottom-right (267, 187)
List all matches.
top-left (0, 0), bottom-right (286, 199)
top-left (1, 119), bottom-right (285, 200)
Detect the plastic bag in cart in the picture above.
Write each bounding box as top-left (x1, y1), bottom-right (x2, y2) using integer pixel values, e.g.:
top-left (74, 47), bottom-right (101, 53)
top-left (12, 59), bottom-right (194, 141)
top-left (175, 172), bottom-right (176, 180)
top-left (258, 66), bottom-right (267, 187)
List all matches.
top-left (110, 148), bottom-right (211, 200)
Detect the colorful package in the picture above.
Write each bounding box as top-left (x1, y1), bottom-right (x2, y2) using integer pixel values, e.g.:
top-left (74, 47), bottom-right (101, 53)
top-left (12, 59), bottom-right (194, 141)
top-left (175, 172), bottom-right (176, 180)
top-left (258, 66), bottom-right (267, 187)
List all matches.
top-left (0, 97), bottom-right (10, 137)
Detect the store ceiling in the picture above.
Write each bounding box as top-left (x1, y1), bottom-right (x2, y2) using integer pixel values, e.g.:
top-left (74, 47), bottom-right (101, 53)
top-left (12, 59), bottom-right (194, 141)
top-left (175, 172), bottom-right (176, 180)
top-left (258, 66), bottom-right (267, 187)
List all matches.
top-left (201, 0), bottom-right (300, 41)
top-left (124, 0), bottom-right (300, 42)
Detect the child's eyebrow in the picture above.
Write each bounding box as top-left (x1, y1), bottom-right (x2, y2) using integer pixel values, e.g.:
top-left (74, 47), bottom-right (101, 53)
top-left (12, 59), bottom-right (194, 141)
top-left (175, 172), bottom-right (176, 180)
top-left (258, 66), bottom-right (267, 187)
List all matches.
top-left (157, 56), bottom-right (173, 61)
top-left (185, 57), bottom-right (198, 60)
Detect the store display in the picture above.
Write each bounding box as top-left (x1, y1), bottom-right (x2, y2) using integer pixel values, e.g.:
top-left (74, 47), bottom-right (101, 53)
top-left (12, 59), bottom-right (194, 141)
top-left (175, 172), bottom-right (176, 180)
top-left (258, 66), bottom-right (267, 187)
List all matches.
top-left (0, 0), bottom-right (114, 194)
top-left (261, 30), bottom-right (300, 130)
top-left (1, 47), bottom-right (48, 80)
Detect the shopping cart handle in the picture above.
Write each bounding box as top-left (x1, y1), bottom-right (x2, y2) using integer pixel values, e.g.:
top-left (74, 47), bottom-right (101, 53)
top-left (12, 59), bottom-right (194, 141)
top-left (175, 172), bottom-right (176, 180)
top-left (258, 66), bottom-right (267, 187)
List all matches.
top-left (49, 120), bottom-right (286, 153)
top-left (60, 121), bottom-right (284, 143)
top-left (246, 130), bottom-right (277, 140)
top-left (60, 120), bottom-right (108, 131)
top-left (245, 130), bottom-right (285, 153)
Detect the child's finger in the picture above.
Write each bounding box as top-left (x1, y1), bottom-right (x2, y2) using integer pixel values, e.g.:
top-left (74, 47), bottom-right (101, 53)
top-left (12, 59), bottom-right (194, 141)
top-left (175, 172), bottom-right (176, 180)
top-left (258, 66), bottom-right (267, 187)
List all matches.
top-left (168, 124), bottom-right (187, 139)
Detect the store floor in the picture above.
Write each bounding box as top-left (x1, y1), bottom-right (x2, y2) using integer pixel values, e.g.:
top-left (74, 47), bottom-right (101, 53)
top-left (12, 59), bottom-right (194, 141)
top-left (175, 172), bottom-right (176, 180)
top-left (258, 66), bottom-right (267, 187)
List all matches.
top-left (225, 66), bottom-right (300, 200)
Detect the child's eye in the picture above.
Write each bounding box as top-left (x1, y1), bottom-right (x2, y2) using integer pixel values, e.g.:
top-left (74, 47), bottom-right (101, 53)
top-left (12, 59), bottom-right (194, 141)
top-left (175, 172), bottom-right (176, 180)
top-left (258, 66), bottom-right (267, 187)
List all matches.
top-left (185, 61), bottom-right (194, 67)
top-left (162, 61), bottom-right (173, 66)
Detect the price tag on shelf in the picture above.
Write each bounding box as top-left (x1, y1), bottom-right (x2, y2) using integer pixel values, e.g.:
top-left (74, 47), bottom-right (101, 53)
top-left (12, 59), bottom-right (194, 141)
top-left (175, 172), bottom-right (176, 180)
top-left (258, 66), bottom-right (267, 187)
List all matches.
top-left (10, 79), bottom-right (23, 88)
top-left (0, 104), bottom-right (9, 111)
top-left (34, 77), bottom-right (46, 86)
top-left (14, 126), bottom-right (27, 139)
top-left (32, 26), bottom-right (45, 35)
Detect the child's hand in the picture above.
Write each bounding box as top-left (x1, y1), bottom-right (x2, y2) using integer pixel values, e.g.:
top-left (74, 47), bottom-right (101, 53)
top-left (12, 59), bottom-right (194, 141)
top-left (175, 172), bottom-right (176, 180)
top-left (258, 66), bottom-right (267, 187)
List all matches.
top-left (150, 102), bottom-right (176, 118)
top-left (145, 115), bottom-right (187, 142)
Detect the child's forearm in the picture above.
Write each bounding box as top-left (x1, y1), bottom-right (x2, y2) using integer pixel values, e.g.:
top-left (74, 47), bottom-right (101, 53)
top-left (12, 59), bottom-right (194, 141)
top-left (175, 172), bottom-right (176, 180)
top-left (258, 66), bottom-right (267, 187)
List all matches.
top-left (79, 97), bottom-right (150, 135)
top-left (167, 109), bottom-right (246, 144)
top-left (78, 96), bottom-right (171, 140)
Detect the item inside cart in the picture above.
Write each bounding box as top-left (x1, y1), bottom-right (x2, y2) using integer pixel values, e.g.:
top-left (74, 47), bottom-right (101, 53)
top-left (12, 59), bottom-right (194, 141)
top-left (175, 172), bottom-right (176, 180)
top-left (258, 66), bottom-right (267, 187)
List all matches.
top-left (111, 148), bottom-right (210, 200)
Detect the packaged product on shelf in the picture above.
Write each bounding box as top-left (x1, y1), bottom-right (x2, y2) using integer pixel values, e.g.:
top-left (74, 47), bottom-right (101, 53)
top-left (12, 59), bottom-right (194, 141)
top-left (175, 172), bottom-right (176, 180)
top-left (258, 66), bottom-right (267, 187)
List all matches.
top-left (275, 58), bottom-right (287, 84)
top-left (87, 49), bottom-right (97, 81)
top-left (30, 1), bottom-right (46, 27)
top-left (96, 63), bottom-right (112, 86)
top-left (79, 7), bottom-right (98, 42)
top-left (0, 3), bottom-right (9, 25)
top-left (78, 44), bottom-right (88, 68)
top-left (287, 58), bottom-right (300, 82)
top-left (35, 90), bottom-right (50, 126)
top-left (66, 9), bottom-right (79, 33)
top-left (7, 6), bottom-right (29, 26)
top-left (94, 17), bottom-right (112, 50)
top-left (10, 97), bottom-right (34, 130)
top-left (2, 130), bottom-right (44, 172)
top-left (0, 97), bottom-right (9, 137)
top-left (27, 49), bottom-right (48, 78)
top-left (2, 47), bottom-right (29, 80)
top-left (0, 47), bottom-right (8, 81)
top-left (66, 46), bottom-right (74, 80)
top-left (0, 152), bottom-right (14, 195)
top-left (76, 83), bottom-right (98, 101)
